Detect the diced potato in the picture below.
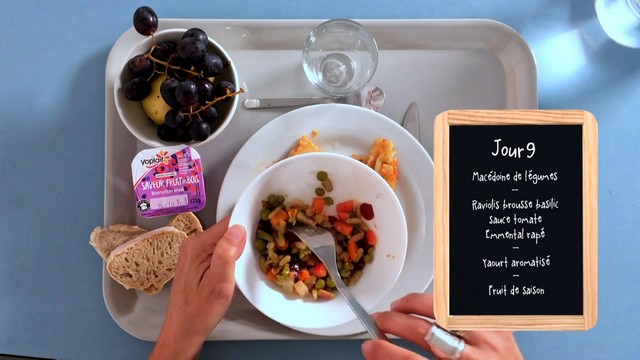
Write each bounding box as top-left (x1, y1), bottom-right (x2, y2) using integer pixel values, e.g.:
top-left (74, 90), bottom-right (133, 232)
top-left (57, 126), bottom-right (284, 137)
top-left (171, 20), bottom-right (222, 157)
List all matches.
top-left (317, 289), bottom-right (336, 300)
top-left (293, 281), bottom-right (309, 296)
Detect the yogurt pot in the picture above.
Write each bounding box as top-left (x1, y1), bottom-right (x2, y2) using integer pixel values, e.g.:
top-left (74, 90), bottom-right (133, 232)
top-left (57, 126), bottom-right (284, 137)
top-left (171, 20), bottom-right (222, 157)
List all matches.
top-left (131, 145), bottom-right (206, 218)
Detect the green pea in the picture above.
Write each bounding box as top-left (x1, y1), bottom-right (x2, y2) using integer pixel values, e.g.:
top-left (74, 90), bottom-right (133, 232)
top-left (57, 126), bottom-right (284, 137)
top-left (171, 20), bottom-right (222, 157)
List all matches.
top-left (254, 239), bottom-right (267, 251)
top-left (315, 279), bottom-right (326, 289)
top-left (317, 171), bottom-right (328, 181)
top-left (276, 194), bottom-right (285, 205)
top-left (321, 178), bottom-right (333, 192)
top-left (364, 254), bottom-right (374, 264)
top-left (260, 208), bottom-right (270, 221)
top-left (326, 277), bottom-right (336, 288)
top-left (315, 187), bottom-right (325, 196)
top-left (267, 194), bottom-right (277, 203)
top-left (323, 196), bottom-right (334, 205)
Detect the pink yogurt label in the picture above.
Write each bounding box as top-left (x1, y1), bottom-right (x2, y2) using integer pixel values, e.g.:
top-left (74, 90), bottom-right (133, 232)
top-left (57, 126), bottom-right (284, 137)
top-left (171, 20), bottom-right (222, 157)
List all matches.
top-left (131, 145), bottom-right (206, 218)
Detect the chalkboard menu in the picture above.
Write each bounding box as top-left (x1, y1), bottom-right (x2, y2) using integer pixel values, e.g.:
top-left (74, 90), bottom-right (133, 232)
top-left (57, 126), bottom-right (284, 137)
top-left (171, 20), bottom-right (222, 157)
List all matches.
top-left (434, 110), bottom-right (598, 331)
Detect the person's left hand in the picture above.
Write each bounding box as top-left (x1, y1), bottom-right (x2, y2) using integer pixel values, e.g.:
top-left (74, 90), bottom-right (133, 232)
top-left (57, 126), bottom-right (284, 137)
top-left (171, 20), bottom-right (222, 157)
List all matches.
top-left (150, 217), bottom-right (247, 360)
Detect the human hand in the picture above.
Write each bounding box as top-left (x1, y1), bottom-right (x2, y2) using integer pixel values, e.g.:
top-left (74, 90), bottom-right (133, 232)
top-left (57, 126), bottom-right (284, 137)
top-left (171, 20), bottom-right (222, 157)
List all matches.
top-left (361, 293), bottom-right (523, 360)
top-left (150, 217), bottom-right (247, 360)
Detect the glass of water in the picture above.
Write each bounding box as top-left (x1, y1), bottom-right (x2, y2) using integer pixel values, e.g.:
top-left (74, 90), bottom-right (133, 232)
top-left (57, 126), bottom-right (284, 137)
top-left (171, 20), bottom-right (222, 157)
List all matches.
top-left (596, 0), bottom-right (640, 48)
top-left (302, 19), bottom-right (378, 96)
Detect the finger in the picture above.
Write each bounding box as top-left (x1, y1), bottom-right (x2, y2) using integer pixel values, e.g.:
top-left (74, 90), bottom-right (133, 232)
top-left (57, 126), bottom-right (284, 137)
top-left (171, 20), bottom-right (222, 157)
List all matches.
top-left (203, 224), bottom-right (247, 298)
top-left (361, 340), bottom-right (426, 360)
top-left (374, 311), bottom-right (458, 359)
top-left (374, 311), bottom-right (434, 351)
top-left (175, 217), bottom-right (232, 286)
top-left (188, 216), bottom-right (231, 255)
top-left (390, 293), bottom-right (435, 319)
top-left (457, 330), bottom-right (516, 359)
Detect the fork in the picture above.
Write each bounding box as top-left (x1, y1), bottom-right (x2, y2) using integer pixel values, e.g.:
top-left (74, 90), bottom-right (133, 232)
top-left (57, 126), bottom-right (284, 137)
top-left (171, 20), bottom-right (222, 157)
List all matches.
top-left (289, 226), bottom-right (389, 340)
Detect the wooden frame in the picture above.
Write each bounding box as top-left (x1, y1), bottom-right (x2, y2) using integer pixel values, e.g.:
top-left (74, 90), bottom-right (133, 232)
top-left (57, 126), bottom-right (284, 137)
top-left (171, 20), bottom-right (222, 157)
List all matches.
top-left (433, 110), bottom-right (598, 330)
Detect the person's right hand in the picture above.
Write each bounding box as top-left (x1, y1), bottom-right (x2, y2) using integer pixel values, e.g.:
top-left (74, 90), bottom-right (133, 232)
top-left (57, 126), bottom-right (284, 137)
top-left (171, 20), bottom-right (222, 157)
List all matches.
top-left (149, 217), bottom-right (246, 360)
top-left (361, 293), bottom-right (523, 360)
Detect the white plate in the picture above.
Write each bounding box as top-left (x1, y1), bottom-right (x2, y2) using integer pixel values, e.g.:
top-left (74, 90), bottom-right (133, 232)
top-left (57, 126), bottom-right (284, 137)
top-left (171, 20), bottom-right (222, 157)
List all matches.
top-left (217, 103), bottom-right (434, 336)
top-left (230, 152), bottom-right (407, 331)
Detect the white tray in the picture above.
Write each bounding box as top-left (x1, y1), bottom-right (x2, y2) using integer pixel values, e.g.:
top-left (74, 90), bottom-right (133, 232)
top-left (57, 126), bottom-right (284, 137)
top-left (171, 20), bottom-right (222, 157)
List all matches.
top-left (103, 19), bottom-right (537, 341)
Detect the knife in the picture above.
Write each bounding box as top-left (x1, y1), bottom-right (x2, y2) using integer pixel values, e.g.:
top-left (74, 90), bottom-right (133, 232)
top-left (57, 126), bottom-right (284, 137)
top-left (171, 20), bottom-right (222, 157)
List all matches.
top-left (402, 101), bottom-right (420, 141)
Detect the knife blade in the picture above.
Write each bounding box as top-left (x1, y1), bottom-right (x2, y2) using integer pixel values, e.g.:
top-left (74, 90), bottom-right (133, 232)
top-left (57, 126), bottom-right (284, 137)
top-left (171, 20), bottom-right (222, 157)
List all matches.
top-left (402, 101), bottom-right (420, 141)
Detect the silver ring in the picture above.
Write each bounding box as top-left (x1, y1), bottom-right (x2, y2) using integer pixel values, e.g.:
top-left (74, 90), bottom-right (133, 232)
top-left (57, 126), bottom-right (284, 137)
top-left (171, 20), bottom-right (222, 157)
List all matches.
top-left (424, 324), bottom-right (465, 359)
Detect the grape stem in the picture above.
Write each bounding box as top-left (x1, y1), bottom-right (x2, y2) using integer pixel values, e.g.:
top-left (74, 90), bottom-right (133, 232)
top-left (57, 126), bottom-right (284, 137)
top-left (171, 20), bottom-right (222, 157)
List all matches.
top-left (144, 50), bottom-right (202, 78)
top-left (186, 88), bottom-right (246, 118)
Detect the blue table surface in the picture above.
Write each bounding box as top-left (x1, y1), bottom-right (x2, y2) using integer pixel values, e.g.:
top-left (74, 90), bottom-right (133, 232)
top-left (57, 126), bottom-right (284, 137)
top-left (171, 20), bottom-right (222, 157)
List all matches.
top-left (1, 1), bottom-right (638, 359)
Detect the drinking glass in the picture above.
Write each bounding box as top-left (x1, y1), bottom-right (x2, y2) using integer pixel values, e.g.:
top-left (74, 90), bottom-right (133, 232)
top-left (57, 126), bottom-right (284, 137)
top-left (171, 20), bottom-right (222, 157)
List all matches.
top-left (596, 0), bottom-right (640, 48)
top-left (302, 19), bottom-right (378, 96)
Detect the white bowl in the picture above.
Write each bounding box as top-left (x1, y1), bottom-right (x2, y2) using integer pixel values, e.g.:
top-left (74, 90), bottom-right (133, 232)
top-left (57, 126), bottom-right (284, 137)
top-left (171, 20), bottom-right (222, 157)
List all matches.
top-left (114, 28), bottom-right (239, 148)
top-left (230, 152), bottom-right (407, 332)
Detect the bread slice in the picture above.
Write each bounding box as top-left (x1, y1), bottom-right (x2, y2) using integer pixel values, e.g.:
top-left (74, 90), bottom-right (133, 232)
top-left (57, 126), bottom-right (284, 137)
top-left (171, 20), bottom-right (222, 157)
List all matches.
top-left (168, 212), bottom-right (203, 236)
top-left (89, 224), bottom-right (148, 261)
top-left (106, 226), bottom-right (187, 295)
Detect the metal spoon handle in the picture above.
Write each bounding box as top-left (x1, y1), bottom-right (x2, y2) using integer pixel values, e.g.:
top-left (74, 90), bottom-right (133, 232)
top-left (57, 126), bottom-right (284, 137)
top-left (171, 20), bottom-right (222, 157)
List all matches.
top-left (243, 97), bottom-right (343, 109)
top-left (328, 268), bottom-right (389, 341)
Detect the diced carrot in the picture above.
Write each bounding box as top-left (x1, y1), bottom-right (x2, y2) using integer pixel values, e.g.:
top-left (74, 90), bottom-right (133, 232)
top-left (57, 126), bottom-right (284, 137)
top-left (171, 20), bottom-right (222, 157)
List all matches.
top-left (348, 241), bottom-right (358, 262)
top-left (336, 200), bottom-right (355, 213)
top-left (311, 197), bottom-right (325, 214)
top-left (298, 269), bottom-right (310, 282)
top-left (334, 220), bottom-right (354, 236)
top-left (266, 268), bottom-right (277, 282)
top-left (366, 230), bottom-right (377, 246)
top-left (287, 208), bottom-right (298, 219)
top-left (311, 263), bottom-right (327, 278)
top-left (337, 211), bottom-right (350, 220)
top-left (270, 208), bottom-right (288, 228)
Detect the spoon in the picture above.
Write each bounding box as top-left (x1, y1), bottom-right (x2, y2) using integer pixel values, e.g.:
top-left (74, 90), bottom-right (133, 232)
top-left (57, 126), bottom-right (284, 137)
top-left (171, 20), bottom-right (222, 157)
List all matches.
top-left (243, 85), bottom-right (385, 111)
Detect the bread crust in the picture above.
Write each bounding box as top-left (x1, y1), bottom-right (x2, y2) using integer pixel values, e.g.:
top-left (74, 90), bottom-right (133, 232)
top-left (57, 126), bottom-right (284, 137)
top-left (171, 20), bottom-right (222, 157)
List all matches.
top-left (89, 225), bottom-right (147, 261)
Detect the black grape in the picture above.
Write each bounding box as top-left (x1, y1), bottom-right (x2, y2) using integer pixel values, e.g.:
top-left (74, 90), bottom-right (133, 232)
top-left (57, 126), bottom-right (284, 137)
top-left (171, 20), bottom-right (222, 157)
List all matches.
top-left (182, 28), bottom-right (208, 46)
top-left (194, 77), bottom-right (214, 104)
top-left (189, 119), bottom-right (211, 141)
top-left (214, 81), bottom-right (236, 101)
top-left (175, 80), bottom-right (199, 106)
top-left (151, 41), bottom-right (177, 61)
top-left (160, 77), bottom-right (181, 108)
top-left (199, 105), bottom-right (218, 124)
top-left (165, 109), bottom-right (184, 128)
top-left (176, 122), bottom-right (192, 142)
top-left (133, 6), bottom-right (158, 36)
top-left (124, 77), bottom-right (151, 101)
top-left (177, 37), bottom-right (206, 62)
top-left (128, 54), bottom-right (153, 78)
top-left (195, 52), bottom-right (223, 77)
top-left (157, 123), bottom-right (176, 141)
